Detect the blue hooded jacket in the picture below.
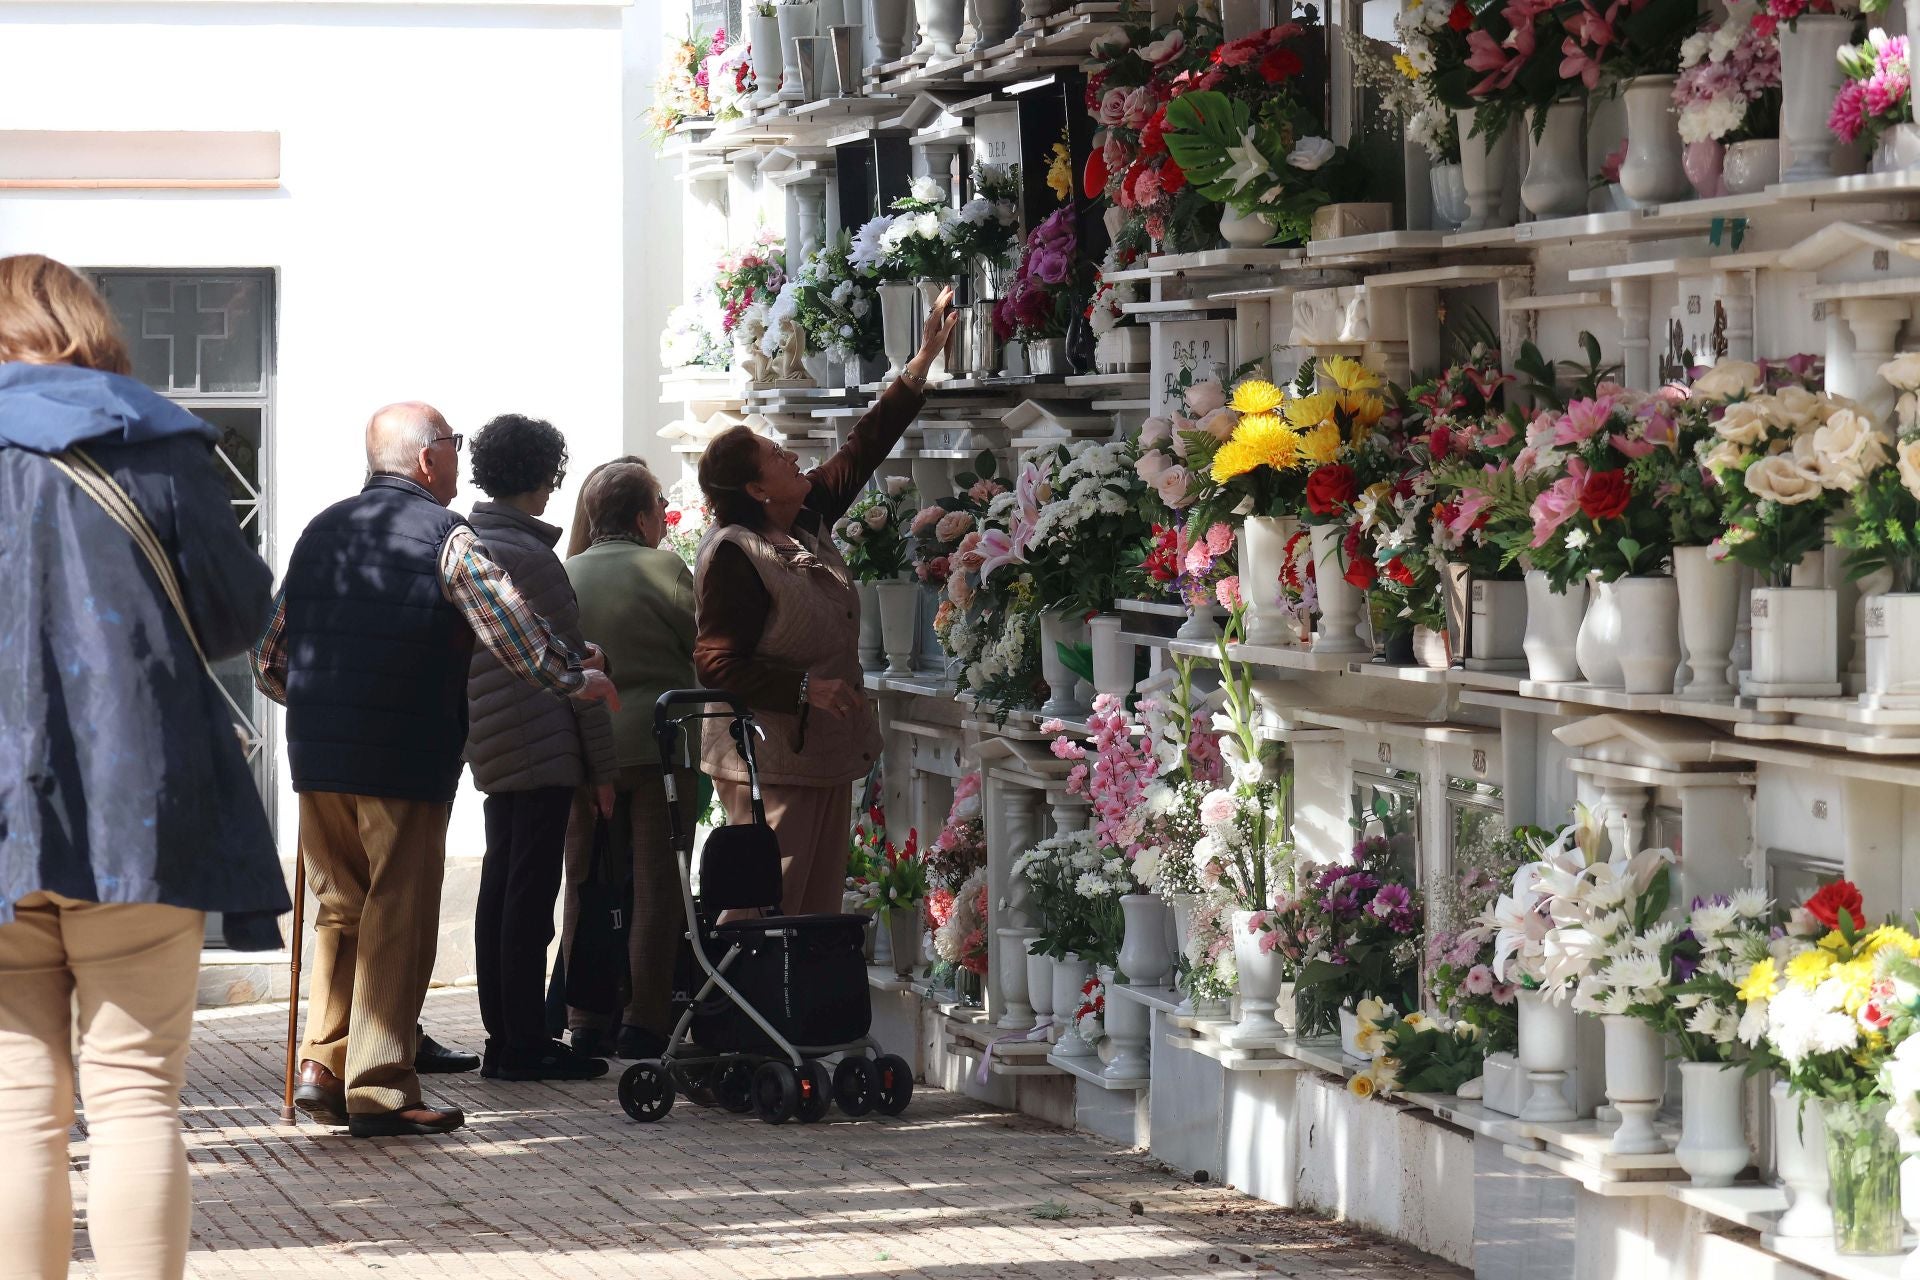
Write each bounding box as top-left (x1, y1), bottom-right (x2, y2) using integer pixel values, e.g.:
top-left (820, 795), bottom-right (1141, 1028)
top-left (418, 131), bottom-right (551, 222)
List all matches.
top-left (0, 363), bottom-right (290, 946)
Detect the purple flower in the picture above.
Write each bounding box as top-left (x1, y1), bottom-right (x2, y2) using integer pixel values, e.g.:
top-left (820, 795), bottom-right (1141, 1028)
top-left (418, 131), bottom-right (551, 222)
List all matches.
top-left (1371, 883), bottom-right (1412, 919)
top-left (1029, 248), bottom-right (1070, 285)
top-left (1327, 890), bottom-right (1360, 917)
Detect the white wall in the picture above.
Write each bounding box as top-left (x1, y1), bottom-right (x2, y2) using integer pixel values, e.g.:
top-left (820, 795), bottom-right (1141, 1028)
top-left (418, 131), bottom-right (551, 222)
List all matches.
top-left (623, 0), bottom-right (686, 473)
top-left (0, 0), bottom-right (628, 869)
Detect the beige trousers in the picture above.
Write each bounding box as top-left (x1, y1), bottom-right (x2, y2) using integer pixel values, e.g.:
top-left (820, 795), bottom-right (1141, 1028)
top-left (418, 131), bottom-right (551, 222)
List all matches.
top-left (297, 791), bottom-right (449, 1114)
top-left (0, 892), bottom-right (205, 1280)
top-left (716, 781), bottom-right (852, 917)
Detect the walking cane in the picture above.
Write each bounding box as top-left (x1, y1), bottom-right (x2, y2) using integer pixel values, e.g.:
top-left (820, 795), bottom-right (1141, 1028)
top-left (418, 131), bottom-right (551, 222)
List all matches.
top-left (279, 844), bottom-right (306, 1124)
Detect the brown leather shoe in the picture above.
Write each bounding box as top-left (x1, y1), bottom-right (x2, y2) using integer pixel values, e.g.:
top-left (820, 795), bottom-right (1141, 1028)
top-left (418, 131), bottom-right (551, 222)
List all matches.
top-left (292, 1060), bottom-right (347, 1127)
top-left (347, 1102), bottom-right (467, 1138)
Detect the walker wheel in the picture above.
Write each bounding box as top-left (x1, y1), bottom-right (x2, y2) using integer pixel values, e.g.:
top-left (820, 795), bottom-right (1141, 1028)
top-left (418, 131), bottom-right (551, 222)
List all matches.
top-left (832, 1056), bottom-right (879, 1117)
top-left (618, 1061), bottom-right (674, 1123)
top-left (715, 1061), bottom-right (754, 1113)
top-left (752, 1061), bottom-right (800, 1124)
top-left (795, 1061), bottom-right (832, 1123)
top-left (873, 1053), bottom-right (913, 1116)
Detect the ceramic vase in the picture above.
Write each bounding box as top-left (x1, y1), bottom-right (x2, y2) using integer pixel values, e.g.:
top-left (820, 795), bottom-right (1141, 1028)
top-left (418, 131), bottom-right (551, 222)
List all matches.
top-left (1051, 952), bottom-right (1095, 1056)
top-left (1025, 336), bottom-right (1064, 375)
top-left (1118, 894), bottom-right (1173, 987)
top-left (1723, 139), bottom-right (1781, 193)
top-left (1310, 523), bottom-right (1369, 653)
top-left (1773, 1081), bottom-right (1834, 1239)
top-left (1457, 108), bottom-right (1516, 232)
top-left (1038, 611), bottom-right (1084, 718)
top-left (1781, 16), bottom-right (1853, 181)
top-left (1413, 625), bottom-right (1451, 669)
top-left (1863, 593), bottom-right (1920, 706)
top-left (1218, 208), bottom-right (1275, 248)
top-left (1471, 577), bottom-right (1528, 667)
top-left (1683, 139), bottom-right (1726, 199)
top-left (886, 904), bottom-right (921, 978)
top-left (874, 577), bottom-right (919, 675)
top-left (1575, 577), bottom-right (1625, 689)
top-left (1825, 1099), bottom-right (1904, 1254)
top-left (1620, 75), bottom-right (1693, 204)
top-left (1089, 614), bottom-right (1132, 701)
top-left (1429, 162), bottom-right (1469, 230)
top-left (748, 11), bottom-right (785, 108)
top-left (1026, 940), bottom-right (1055, 1022)
top-left (995, 927), bottom-right (1038, 1029)
top-left (1020, 0), bottom-right (1062, 17)
top-left (1241, 515), bottom-right (1300, 647)
top-left (1095, 325), bottom-right (1149, 374)
top-left (972, 0), bottom-right (1019, 47)
top-left (1743, 585), bottom-right (1841, 696)
top-left (915, 0), bottom-right (964, 56)
top-left (1101, 971), bottom-right (1151, 1081)
top-left (1338, 1006), bottom-right (1374, 1062)
top-left (856, 580), bottom-right (884, 670)
top-left (1226, 909), bottom-right (1285, 1046)
top-left (1169, 893), bottom-right (1199, 1016)
top-left (1524, 570), bottom-right (1586, 682)
top-left (1875, 123), bottom-right (1920, 173)
top-left (877, 282), bottom-right (919, 378)
top-left (1517, 988), bottom-right (1578, 1123)
top-left (1614, 575), bottom-right (1682, 695)
top-left (870, 0), bottom-right (914, 61)
top-left (1601, 1016), bottom-right (1669, 1155)
top-left (777, 3), bottom-right (819, 101)
top-left (1522, 99), bottom-right (1589, 219)
top-left (1672, 546), bottom-right (1740, 700)
top-left (1675, 1061), bottom-right (1750, 1187)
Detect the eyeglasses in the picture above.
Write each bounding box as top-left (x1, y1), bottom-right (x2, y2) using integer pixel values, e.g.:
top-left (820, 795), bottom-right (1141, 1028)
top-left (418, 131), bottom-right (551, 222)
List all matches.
top-left (433, 433), bottom-right (465, 453)
top-left (552, 469), bottom-right (567, 489)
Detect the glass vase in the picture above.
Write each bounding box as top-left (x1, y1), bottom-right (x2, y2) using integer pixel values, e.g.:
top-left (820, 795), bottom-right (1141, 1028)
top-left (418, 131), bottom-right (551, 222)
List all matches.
top-left (1825, 1099), bottom-right (1905, 1256)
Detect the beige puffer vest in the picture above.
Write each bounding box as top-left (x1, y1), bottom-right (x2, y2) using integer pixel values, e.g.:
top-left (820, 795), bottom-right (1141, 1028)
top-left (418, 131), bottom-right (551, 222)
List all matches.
top-left (696, 522), bottom-right (880, 789)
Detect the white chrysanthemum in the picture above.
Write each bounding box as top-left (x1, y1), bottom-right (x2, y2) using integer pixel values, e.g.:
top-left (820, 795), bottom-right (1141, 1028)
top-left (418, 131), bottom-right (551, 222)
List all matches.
top-left (849, 215), bottom-right (894, 273)
top-left (1729, 887), bottom-right (1770, 920)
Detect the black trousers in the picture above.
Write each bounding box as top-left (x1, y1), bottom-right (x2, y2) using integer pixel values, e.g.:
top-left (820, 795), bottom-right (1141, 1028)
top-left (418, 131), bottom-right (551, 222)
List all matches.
top-left (476, 786), bottom-right (574, 1057)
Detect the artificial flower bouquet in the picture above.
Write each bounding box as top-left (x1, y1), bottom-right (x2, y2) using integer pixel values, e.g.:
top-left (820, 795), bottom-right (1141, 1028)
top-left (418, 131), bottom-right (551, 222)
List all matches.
top-left (1558, 0), bottom-right (1704, 95)
top-left (1047, 694), bottom-right (1167, 873)
top-left (926, 772), bottom-right (986, 892)
top-left (1177, 374), bottom-right (1319, 531)
top-left (1671, 1), bottom-right (1782, 147)
top-left (866, 822), bottom-right (929, 917)
top-left (645, 26), bottom-right (722, 145)
top-left (1486, 807), bottom-right (1610, 992)
top-left (789, 230), bottom-right (882, 366)
top-left (941, 489), bottom-right (1045, 717)
top-left (1518, 387), bottom-right (1683, 591)
top-left (1289, 835), bottom-right (1425, 1035)
top-left (1132, 659), bottom-right (1228, 901)
top-left (661, 476), bottom-right (710, 568)
top-left (1836, 353), bottom-right (1920, 588)
top-left (1830, 30), bottom-right (1913, 152)
top-left (1142, 517), bottom-right (1239, 618)
top-left (1432, 0), bottom-right (1578, 143)
top-left (845, 804), bottom-right (888, 906)
top-left (947, 164), bottom-right (1023, 288)
top-left (1380, 0), bottom-right (1465, 164)
top-left (713, 230), bottom-right (788, 342)
top-left (1348, 1002), bottom-right (1487, 1098)
top-left (1427, 825), bottom-right (1546, 1053)
top-left (931, 865), bottom-right (991, 978)
top-left (659, 292), bottom-right (730, 371)
top-left (1017, 438), bottom-right (1159, 615)
top-left (1075, 973), bottom-right (1108, 1042)
top-left (834, 475), bottom-right (917, 582)
top-left (912, 450), bottom-right (1005, 592)
top-left (1288, 357), bottom-right (1399, 529)
top-left (993, 206), bottom-right (1087, 343)
top-left (1084, 7), bottom-right (1222, 249)
top-left (1193, 624), bottom-right (1292, 912)
top-left (1013, 828), bottom-right (1129, 967)
top-left (871, 177), bottom-right (971, 283)
top-left (1179, 893), bottom-right (1243, 1005)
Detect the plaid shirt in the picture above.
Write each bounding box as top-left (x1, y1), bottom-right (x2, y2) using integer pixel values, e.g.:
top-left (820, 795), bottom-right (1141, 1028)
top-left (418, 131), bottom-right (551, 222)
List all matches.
top-left (251, 524), bottom-right (584, 705)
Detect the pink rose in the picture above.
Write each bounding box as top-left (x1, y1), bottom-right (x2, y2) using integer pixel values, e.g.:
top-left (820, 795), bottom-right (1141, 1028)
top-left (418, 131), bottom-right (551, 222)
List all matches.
top-left (1197, 408), bottom-right (1237, 442)
top-left (1186, 379), bottom-right (1228, 417)
top-left (1141, 29), bottom-right (1186, 65)
top-left (1097, 87), bottom-right (1129, 126)
top-left (947, 573), bottom-right (975, 607)
top-left (953, 529), bottom-right (985, 572)
top-left (1122, 86), bottom-right (1157, 129)
top-left (910, 505), bottom-right (945, 533)
top-left (1136, 450), bottom-right (1171, 484)
top-left (1139, 416), bottom-right (1173, 449)
top-left (935, 510), bottom-right (974, 543)
top-left (967, 478), bottom-right (1004, 502)
top-left (1151, 465), bottom-right (1194, 509)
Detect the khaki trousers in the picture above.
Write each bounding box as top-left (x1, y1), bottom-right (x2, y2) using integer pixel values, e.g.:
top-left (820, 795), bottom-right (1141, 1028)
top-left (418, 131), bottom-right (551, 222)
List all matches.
top-left (297, 791), bottom-right (449, 1115)
top-left (560, 766), bottom-right (689, 1037)
top-left (716, 781), bottom-right (852, 917)
top-left (0, 893), bottom-right (204, 1280)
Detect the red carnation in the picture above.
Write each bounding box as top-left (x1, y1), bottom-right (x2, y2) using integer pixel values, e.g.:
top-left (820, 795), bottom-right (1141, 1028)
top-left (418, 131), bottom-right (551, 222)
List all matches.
top-left (1141, 108), bottom-right (1168, 157)
top-left (1449, 0), bottom-right (1473, 29)
top-left (1805, 880), bottom-right (1865, 931)
top-left (1304, 463), bottom-right (1358, 516)
top-left (1258, 46), bottom-right (1304, 82)
top-left (1428, 425), bottom-right (1455, 458)
top-left (665, 509), bottom-right (682, 528)
top-left (1160, 157), bottom-right (1188, 194)
top-left (1385, 558), bottom-right (1417, 588)
top-left (1578, 469), bottom-right (1632, 522)
top-left (1084, 149), bottom-right (1109, 198)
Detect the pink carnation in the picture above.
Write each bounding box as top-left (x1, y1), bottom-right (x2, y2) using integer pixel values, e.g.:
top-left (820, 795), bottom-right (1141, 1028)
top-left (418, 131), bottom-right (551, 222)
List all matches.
top-left (1215, 574), bottom-right (1242, 611)
top-left (1830, 79), bottom-right (1870, 144)
top-left (1204, 522), bottom-right (1234, 555)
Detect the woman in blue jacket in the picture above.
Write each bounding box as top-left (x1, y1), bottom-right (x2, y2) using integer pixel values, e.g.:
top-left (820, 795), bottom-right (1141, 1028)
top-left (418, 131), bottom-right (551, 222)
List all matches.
top-left (0, 255), bottom-right (290, 1280)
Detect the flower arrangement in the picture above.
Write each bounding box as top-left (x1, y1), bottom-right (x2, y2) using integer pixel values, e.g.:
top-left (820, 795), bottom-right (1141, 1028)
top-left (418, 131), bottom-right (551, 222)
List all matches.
top-left (1083, 8), bottom-right (1223, 248)
top-left (1426, 826), bottom-right (1545, 1053)
top-left (913, 450), bottom-right (1005, 591)
top-left (1288, 835), bottom-right (1424, 1034)
top-left (948, 164), bottom-right (1023, 286)
top-left (993, 206), bottom-right (1086, 343)
top-left (659, 292), bottom-right (730, 370)
top-left (848, 807), bottom-right (929, 915)
top-left (1142, 514), bottom-right (1238, 617)
top-left (1382, 0), bottom-right (1466, 163)
top-left (1671, 2), bottom-right (1782, 145)
top-left (1836, 354), bottom-right (1920, 587)
top-left (1176, 374), bottom-right (1314, 527)
top-left (1558, 0), bottom-right (1704, 94)
top-left (646, 27), bottom-right (722, 145)
top-left (1013, 828), bottom-right (1130, 966)
top-left (1017, 438), bottom-right (1157, 614)
top-left (661, 476), bottom-right (710, 568)
top-left (1193, 622), bottom-right (1290, 911)
top-left (845, 804), bottom-right (888, 902)
top-left (713, 230), bottom-right (787, 340)
top-left (790, 231), bottom-right (882, 365)
top-left (1075, 973), bottom-right (1108, 1042)
top-left (1180, 893), bottom-right (1241, 1004)
top-left (874, 177), bottom-right (971, 283)
top-left (926, 772), bottom-right (986, 892)
top-left (1047, 694), bottom-right (1166, 868)
top-left (1831, 30), bottom-right (1913, 152)
top-left (1434, 0), bottom-right (1578, 142)
top-left (1348, 1003), bottom-right (1487, 1098)
top-left (1486, 807), bottom-right (1610, 990)
top-left (940, 491), bottom-right (1046, 717)
top-left (834, 475), bottom-right (917, 582)
top-left (932, 865), bottom-right (991, 978)
top-left (1087, 214), bottom-right (1150, 339)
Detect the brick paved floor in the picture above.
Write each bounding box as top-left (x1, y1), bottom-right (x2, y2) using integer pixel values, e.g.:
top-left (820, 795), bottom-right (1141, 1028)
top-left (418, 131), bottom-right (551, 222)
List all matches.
top-left (72, 988), bottom-right (1468, 1280)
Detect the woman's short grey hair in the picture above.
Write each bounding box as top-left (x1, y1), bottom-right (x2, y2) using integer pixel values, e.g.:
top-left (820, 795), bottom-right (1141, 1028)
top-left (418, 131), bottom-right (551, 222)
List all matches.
top-left (364, 402), bottom-right (442, 475)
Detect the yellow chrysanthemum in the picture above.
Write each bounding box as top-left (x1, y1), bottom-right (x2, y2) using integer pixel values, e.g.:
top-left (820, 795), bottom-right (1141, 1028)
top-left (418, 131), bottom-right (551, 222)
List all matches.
top-left (1863, 925), bottom-right (1920, 960)
top-left (1210, 414), bottom-right (1303, 481)
top-left (1284, 390), bottom-right (1339, 432)
top-left (1736, 957), bottom-right (1777, 1004)
top-left (1298, 421), bottom-right (1341, 465)
top-left (1393, 52), bottom-right (1420, 79)
top-left (1343, 390), bottom-right (1387, 430)
top-left (1323, 355), bottom-right (1383, 392)
top-left (1229, 378), bottom-right (1285, 415)
top-left (1786, 948), bottom-right (1838, 990)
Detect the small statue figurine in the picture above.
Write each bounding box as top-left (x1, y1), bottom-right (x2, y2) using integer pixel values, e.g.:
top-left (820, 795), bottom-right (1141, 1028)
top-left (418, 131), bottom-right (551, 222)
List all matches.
top-left (768, 317), bottom-right (815, 386)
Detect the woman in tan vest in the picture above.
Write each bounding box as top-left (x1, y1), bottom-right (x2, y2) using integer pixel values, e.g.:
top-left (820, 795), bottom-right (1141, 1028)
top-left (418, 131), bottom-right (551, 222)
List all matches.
top-left (693, 288), bottom-right (957, 917)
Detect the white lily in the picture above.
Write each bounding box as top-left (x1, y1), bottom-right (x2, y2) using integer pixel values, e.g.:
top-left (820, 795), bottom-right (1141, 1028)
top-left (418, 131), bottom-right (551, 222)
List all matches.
top-left (1222, 128), bottom-right (1274, 196)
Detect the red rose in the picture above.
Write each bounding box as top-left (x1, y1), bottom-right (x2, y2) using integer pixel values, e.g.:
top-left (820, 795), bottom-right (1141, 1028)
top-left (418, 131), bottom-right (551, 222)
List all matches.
top-left (1160, 157), bottom-right (1188, 194)
top-left (664, 509), bottom-right (682, 528)
top-left (1805, 880), bottom-right (1865, 931)
top-left (1449, 0), bottom-right (1473, 30)
top-left (1385, 558), bottom-right (1417, 587)
top-left (1344, 556), bottom-right (1377, 589)
top-left (1141, 108), bottom-right (1168, 157)
top-left (1084, 149), bottom-right (1109, 199)
top-left (1579, 469), bottom-right (1632, 522)
top-left (1304, 463), bottom-right (1358, 515)
top-left (1258, 47), bottom-right (1304, 82)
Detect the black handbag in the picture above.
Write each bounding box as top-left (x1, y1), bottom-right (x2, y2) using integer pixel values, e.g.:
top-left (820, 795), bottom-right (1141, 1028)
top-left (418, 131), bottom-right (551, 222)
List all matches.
top-left (564, 808), bottom-right (630, 1017)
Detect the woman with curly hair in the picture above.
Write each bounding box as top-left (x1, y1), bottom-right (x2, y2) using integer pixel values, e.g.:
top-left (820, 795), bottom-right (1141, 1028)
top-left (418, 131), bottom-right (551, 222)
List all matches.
top-left (464, 414), bottom-right (617, 1081)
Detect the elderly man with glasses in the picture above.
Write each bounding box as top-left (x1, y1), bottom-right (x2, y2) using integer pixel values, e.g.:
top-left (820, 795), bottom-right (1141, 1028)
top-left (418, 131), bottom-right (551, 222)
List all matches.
top-left (250, 401), bottom-right (617, 1137)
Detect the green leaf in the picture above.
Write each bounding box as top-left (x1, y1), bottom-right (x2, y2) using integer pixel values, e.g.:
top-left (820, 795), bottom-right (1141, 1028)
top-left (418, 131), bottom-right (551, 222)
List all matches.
top-left (1057, 640), bottom-right (1094, 684)
top-left (977, 449), bottom-right (998, 479)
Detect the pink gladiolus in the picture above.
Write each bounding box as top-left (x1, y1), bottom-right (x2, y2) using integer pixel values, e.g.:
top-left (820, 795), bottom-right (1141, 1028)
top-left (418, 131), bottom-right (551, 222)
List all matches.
top-left (1447, 492), bottom-right (1493, 537)
top-left (1830, 80), bottom-right (1869, 143)
top-left (1529, 461), bottom-right (1590, 547)
top-left (1552, 395), bottom-right (1616, 446)
top-left (1481, 418), bottom-right (1516, 448)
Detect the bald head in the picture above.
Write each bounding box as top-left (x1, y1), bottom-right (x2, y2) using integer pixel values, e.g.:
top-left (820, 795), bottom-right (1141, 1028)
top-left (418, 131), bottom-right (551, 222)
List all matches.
top-left (367, 401), bottom-right (458, 505)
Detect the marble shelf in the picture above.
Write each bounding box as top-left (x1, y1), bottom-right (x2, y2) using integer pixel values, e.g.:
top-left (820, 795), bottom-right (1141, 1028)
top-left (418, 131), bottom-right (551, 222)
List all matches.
top-left (1047, 1050), bottom-right (1148, 1091)
top-left (1668, 1183), bottom-right (1789, 1233)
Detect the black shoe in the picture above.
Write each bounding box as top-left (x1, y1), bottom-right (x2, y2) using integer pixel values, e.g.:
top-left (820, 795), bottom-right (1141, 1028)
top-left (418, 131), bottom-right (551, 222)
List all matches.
top-left (496, 1040), bottom-right (612, 1082)
top-left (415, 1028), bottom-right (480, 1074)
top-left (570, 1027), bottom-right (615, 1060)
top-left (615, 1025), bottom-right (669, 1060)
